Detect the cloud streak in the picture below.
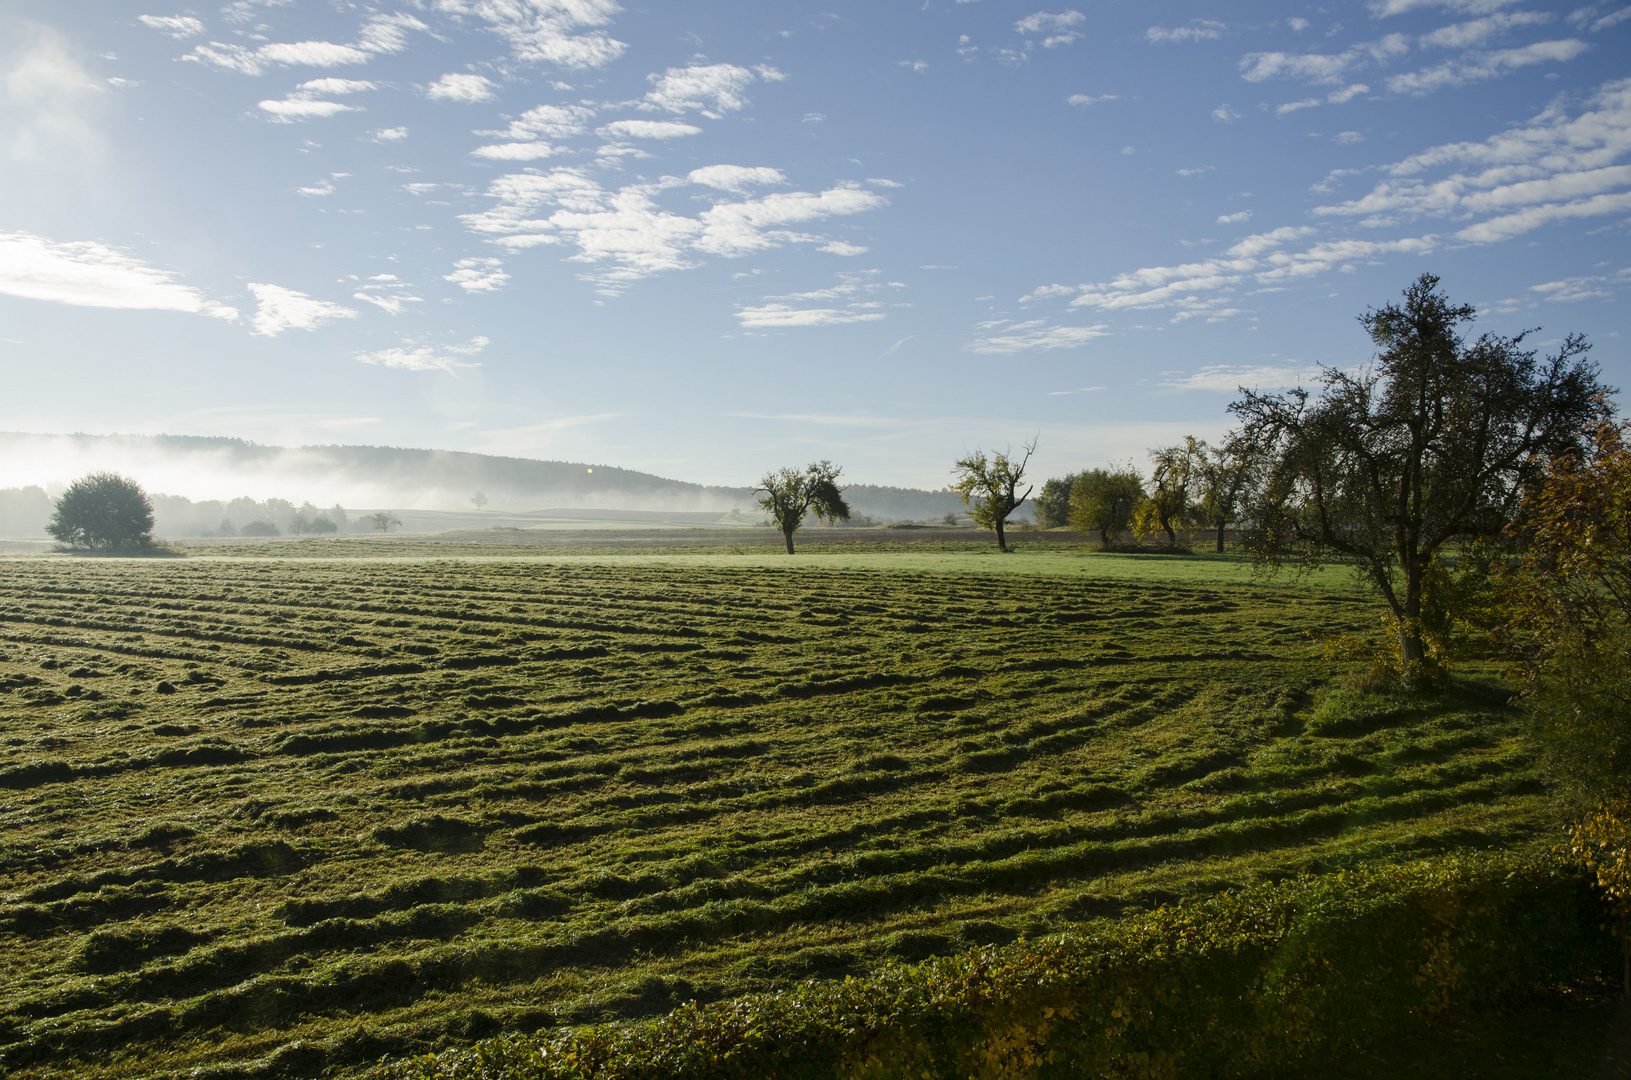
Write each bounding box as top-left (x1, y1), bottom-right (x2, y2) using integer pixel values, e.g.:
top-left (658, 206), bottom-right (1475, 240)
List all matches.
top-left (0, 231), bottom-right (236, 320)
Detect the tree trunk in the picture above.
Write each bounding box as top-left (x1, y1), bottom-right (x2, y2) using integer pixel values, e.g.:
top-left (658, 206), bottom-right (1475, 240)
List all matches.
top-left (1164, 523), bottom-right (1176, 546)
top-left (1215, 518), bottom-right (1226, 553)
top-left (994, 519), bottom-right (1008, 553)
top-left (783, 526), bottom-right (796, 555)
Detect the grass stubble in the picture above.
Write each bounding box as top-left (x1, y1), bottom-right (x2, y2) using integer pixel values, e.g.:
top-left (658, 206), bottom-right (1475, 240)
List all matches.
top-left (0, 547), bottom-right (1594, 1077)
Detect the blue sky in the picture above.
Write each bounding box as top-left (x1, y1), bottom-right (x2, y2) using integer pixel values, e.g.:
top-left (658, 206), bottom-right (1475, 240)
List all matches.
top-left (1, 0), bottom-right (1628, 493)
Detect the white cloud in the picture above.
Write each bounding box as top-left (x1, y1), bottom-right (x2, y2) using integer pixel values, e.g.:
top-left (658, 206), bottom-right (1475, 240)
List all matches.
top-left (1312, 77), bottom-right (1631, 239)
top-left (357, 12), bottom-right (428, 54)
top-left (433, 0), bottom-right (626, 68)
top-left (1529, 265), bottom-right (1631, 300)
top-left (295, 77), bottom-right (375, 95)
top-left (0, 231), bottom-right (237, 319)
top-left (1370, 0), bottom-right (1523, 14)
top-left (1068, 93), bottom-right (1118, 106)
top-left (373, 126), bottom-right (408, 141)
top-left (818, 241), bottom-right (869, 255)
top-left (1456, 190), bottom-right (1631, 241)
top-left (1241, 34), bottom-right (1411, 85)
top-left (1288, 17), bottom-right (1312, 31)
top-left (186, 39), bottom-right (371, 75)
top-left (1147, 20), bottom-right (1227, 43)
top-left (483, 104), bottom-right (596, 140)
top-left (687, 165), bottom-right (788, 192)
top-left (353, 291), bottom-right (423, 314)
top-left (598, 119), bottom-right (702, 139)
top-left (472, 142), bottom-right (559, 160)
top-left (1162, 364), bottom-right (1322, 391)
top-left (297, 179), bottom-right (335, 196)
top-left (1277, 99), bottom-right (1323, 115)
top-left (1588, 5), bottom-right (1631, 30)
top-left (1015, 11), bottom-right (1086, 34)
top-left (735, 272), bottom-right (902, 329)
top-left (1419, 11), bottom-right (1554, 48)
top-left (1386, 39), bottom-right (1587, 94)
top-left (695, 184), bottom-right (889, 256)
top-left (246, 283), bottom-right (357, 336)
top-left (460, 169), bottom-right (888, 293)
top-left (1177, 165), bottom-right (1215, 176)
top-left (259, 99), bottom-right (358, 121)
top-left (138, 15), bottom-right (205, 38)
top-left (444, 257), bottom-right (510, 292)
top-left (900, 60), bottom-right (929, 73)
top-left (643, 63), bottom-right (765, 117)
top-left (1213, 103), bottom-right (1242, 122)
top-left (1335, 130), bottom-right (1366, 144)
top-left (358, 336), bottom-right (486, 373)
top-left (1218, 210), bottom-right (1254, 223)
top-left (736, 305), bottom-right (886, 328)
top-left (968, 320), bottom-right (1109, 353)
top-left (426, 73), bottom-right (497, 103)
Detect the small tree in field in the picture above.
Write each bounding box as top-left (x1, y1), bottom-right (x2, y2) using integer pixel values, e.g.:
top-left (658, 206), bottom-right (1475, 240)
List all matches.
top-left (1068, 465), bottom-right (1146, 549)
top-left (46, 472), bottom-right (155, 549)
top-left (952, 440), bottom-right (1036, 553)
top-left (470, 491), bottom-right (489, 510)
top-left (1134, 439), bottom-right (1205, 546)
top-left (757, 461), bottom-right (849, 554)
top-left (371, 511), bottom-right (403, 533)
top-left (1193, 435), bottom-right (1260, 553)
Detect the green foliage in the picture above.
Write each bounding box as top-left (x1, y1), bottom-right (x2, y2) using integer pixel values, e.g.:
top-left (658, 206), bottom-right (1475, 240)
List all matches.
top-left (1503, 417), bottom-right (1631, 809)
top-left (372, 511), bottom-right (404, 533)
top-left (1067, 467), bottom-right (1145, 549)
top-left (1031, 475), bottom-right (1079, 530)
top-left (45, 472), bottom-right (155, 549)
top-left (756, 461), bottom-right (849, 554)
top-left (0, 556), bottom-right (1557, 1078)
top-left (951, 441), bottom-right (1036, 552)
top-left (371, 851), bottom-right (1608, 1080)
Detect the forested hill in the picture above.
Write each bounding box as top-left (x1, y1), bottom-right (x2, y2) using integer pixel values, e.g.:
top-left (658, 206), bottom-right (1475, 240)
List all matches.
top-left (0, 432), bottom-right (967, 534)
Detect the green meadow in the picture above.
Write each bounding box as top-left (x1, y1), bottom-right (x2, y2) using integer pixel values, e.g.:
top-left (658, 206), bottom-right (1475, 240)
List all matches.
top-left (0, 547), bottom-right (1593, 1077)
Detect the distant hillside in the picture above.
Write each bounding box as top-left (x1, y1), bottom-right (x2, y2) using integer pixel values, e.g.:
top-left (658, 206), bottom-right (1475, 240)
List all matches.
top-left (0, 433), bottom-right (967, 537)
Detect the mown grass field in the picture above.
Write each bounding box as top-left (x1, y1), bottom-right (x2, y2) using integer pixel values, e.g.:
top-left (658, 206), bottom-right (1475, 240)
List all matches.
top-left (0, 552), bottom-right (1562, 1078)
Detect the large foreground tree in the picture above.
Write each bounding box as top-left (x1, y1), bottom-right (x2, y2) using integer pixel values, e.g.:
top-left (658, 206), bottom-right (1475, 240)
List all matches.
top-left (952, 440), bottom-right (1036, 552)
top-left (1232, 272), bottom-right (1607, 685)
top-left (757, 461), bottom-right (849, 554)
top-left (46, 472), bottom-right (155, 549)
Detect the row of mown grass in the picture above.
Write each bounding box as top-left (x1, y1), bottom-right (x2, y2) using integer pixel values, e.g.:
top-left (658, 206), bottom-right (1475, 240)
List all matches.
top-left (0, 557), bottom-right (1566, 1077)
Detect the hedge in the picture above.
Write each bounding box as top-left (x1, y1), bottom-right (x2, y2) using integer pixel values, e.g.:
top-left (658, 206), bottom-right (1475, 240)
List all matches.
top-left (368, 852), bottom-right (1612, 1080)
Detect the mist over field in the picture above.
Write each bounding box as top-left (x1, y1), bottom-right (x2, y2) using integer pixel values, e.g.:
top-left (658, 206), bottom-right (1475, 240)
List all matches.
top-left (0, 432), bottom-right (968, 538)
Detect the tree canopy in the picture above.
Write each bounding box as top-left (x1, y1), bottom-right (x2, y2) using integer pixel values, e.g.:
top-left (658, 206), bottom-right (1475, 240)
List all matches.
top-left (1232, 272), bottom-right (1608, 685)
top-left (1505, 415), bottom-right (1631, 807)
top-left (46, 472), bottom-right (155, 550)
top-left (756, 461), bottom-right (849, 554)
top-left (951, 441), bottom-right (1036, 552)
top-left (1067, 466), bottom-right (1145, 549)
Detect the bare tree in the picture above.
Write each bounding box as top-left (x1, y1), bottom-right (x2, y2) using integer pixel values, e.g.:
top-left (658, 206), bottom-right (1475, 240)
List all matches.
top-left (756, 461), bottom-right (850, 554)
top-left (952, 439), bottom-right (1037, 553)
